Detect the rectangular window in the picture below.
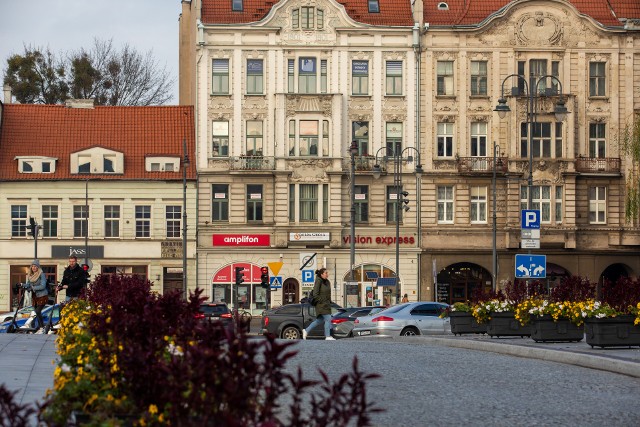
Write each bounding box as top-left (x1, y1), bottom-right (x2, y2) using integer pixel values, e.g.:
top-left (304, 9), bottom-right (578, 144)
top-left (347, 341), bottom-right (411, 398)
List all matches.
top-left (246, 59), bottom-right (263, 94)
top-left (300, 120), bottom-right (319, 156)
top-left (78, 156), bottom-right (91, 174)
top-left (320, 60), bottom-right (327, 93)
top-left (212, 184), bottom-right (229, 222)
top-left (520, 186), bottom-right (554, 222)
top-left (437, 186), bottom-right (454, 223)
top-left (323, 183), bottom-right (328, 223)
top-left (368, 0), bottom-right (380, 13)
top-left (135, 205), bottom-right (151, 238)
top-left (166, 206), bottom-right (181, 238)
top-left (299, 57), bottom-right (317, 94)
top-left (470, 122), bottom-right (487, 157)
top-left (386, 122), bottom-right (403, 155)
top-left (589, 123), bottom-right (606, 158)
top-left (103, 156), bottom-right (115, 173)
top-left (104, 205), bottom-right (120, 238)
top-left (289, 184), bottom-right (295, 222)
top-left (42, 205), bottom-right (58, 237)
top-left (437, 61), bottom-right (454, 95)
top-left (354, 185), bottom-right (369, 222)
top-left (301, 7), bottom-right (314, 29)
top-left (386, 186), bottom-right (403, 223)
top-left (322, 121), bottom-right (329, 156)
top-left (352, 60), bottom-right (369, 95)
top-left (246, 120), bottom-right (263, 156)
top-left (232, 0), bottom-right (243, 11)
top-left (470, 61), bottom-right (487, 95)
top-left (212, 59), bottom-right (229, 94)
top-left (247, 184), bottom-right (263, 222)
top-left (212, 121), bottom-right (229, 157)
top-left (589, 187), bottom-right (606, 224)
top-left (589, 62), bottom-right (606, 96)
top-left (73, 205), bottom-right (88, 238)
top-left (437, 122), bottom-right (454, 157)
top-left (470, 187), bottom-right (487, 223)
top-left (352, 121), bottom-right (369, 156)
top-left (521, 122), bottom-right (559, 158)
top-left (288, 59), bottom-right (295, 93)
top-left (299, 184), bottom-right (318, 222)
top-left (385, 61), bottom-right (403, 95)
top-left (288, 120), bottom-right (296, 156)
top-left (317, 9), bottom-right (324, 29)
top-left (11, 205), bottom-right (27, 237)
top-left (530, 59), bottom-right (547, 94)
top-left (555, 186), bottom-right (563, 224)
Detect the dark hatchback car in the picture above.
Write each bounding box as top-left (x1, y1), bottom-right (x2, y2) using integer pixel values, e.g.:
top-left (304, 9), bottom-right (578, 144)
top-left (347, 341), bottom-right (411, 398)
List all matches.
top-left (261, 303), bottom-right (342, 340)
top-left (330, 306), bottom-right (385, 338)
top-left (196, 303), bottom-right (233, 328)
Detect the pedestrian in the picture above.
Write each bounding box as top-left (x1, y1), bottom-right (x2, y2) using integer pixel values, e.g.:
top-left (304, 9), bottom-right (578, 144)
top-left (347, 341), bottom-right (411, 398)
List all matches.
top-left (303, 268), bottom-right (335, 340)
top-left (60, 255), bottom-right (89, 301)
top-left (401, 293), bottom-right (409, 303)
top-left (23, 259), bottom-right (48, 332)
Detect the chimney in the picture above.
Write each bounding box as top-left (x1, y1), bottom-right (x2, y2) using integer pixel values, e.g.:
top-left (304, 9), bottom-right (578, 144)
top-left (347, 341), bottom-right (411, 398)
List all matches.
top-left (65, 99), bottom-right (95, 109)
top-left (3, 85), bottom-right (12, 104)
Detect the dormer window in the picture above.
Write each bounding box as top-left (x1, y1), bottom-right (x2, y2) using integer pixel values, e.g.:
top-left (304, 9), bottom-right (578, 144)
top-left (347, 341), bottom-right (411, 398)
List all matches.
top-left (368, 1), bottom-right (380, 13)
top-left (232, 0), bottom-right (242, 12)
top-left (16, 156), bottom-right (57, 174)
top-left (146, 156), bottom-right (180, 172)
top-left (72, 148), bottom-right (124, 174)
top-left (438, 2), bottom-right (449, 10)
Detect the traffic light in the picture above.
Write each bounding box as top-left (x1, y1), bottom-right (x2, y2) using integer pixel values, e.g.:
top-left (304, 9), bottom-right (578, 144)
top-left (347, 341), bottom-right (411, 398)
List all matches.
top-left (235, 266), bottom-right (245, 286)
top-left (28, 217), bottom-right (39, 237)
top-left (401, 191), bottom-right (410, 212)
top-left (260, 266), bottom-right (269, 289)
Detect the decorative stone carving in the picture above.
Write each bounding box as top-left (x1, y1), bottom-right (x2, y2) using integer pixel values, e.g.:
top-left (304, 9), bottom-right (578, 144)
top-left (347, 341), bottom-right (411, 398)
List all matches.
top-left (435, 115), bottom-right (455, 122)
top-left (289, 159), bottom-right (331, 182)
top-left (469, 115), bottom-right (489, 122)
top-left (285, 95), bottom-right (333, 117)
top-left (516, 12), bottom-right (562, 46)
top-left (432, 160), bottom-right (457, 170)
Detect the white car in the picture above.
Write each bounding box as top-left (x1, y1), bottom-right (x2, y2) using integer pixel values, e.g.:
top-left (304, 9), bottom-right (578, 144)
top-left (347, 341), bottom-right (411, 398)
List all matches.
top-left (352, 302), bottom-right (450, 337)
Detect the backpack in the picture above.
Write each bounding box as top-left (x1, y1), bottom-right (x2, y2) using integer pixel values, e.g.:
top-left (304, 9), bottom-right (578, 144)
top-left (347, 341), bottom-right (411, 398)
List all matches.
top-left (308, 289), bottom-right (319, 306)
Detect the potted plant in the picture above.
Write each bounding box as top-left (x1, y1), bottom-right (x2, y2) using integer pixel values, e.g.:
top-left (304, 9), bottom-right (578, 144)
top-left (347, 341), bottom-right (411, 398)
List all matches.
top-left (583, 277), bottom-right (640, 348)
top-left (520, 277), bottom-right (595, 343)
top-left (448, 302), bottom-right (487, 335)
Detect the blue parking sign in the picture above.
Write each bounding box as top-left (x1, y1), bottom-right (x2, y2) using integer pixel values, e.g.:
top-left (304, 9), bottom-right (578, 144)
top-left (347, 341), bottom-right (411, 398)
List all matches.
top-left (521, 210), bottom-right (540, 229)
top-left (302, 269), bottom-right (314, 283)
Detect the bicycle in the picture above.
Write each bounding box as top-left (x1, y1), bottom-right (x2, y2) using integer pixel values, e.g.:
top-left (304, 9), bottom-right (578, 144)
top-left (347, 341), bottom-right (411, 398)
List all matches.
top-left (232, 308), bottom-right (252, 323)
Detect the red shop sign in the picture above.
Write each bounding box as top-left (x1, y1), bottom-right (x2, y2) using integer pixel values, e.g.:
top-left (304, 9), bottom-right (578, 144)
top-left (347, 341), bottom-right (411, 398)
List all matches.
top-left (212, 234), bottom-right (271, 247)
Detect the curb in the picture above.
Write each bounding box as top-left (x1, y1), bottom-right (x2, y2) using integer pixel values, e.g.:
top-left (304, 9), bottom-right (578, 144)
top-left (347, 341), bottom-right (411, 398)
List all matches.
top-left (412, 336), bottom-right (640, 378)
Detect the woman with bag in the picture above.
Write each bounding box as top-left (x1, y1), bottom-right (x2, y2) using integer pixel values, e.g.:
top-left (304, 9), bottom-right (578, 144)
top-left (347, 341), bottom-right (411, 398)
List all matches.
top-left (24, 259), bottom-right (48, 332)
top-left (303, 268), bottom-right (335, 340)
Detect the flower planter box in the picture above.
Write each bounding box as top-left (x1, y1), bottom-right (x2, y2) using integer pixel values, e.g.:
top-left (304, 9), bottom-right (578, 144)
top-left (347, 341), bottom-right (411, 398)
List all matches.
top-left (530, 315), bottom-right (584, 343)
top-left (584, 315), bottom-right (640, 348)
top-left (487, 311), bottom-right (530, 337)
top-left (449, 311), bottom-right (487, 335)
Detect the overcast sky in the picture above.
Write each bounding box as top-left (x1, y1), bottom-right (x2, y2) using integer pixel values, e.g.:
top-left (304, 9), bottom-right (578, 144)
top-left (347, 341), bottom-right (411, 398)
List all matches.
top-left (0, 0), bottom-right (181, 103)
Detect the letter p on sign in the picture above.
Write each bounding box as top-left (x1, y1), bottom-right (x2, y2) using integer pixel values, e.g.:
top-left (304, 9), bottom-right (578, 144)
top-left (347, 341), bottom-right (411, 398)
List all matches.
top-left (521, 210), bottom-right (540, 229)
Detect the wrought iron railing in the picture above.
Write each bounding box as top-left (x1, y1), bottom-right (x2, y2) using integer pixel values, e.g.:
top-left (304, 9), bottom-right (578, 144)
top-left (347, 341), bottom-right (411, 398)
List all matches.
top-left (229, 156), bottom-right (275, 171)
top-left (575, 157), bottom-right (621, 173)
top-left (457, 157), bottom-right (508, 173)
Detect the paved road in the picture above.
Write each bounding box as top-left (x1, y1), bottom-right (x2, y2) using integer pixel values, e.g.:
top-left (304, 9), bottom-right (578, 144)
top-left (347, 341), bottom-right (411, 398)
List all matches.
top-left (1, 333), bottom-right (640, 426)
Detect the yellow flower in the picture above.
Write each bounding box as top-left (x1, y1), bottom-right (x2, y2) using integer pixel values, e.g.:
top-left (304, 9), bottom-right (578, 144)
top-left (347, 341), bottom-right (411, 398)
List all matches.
top-left (148, 404), bottom-right (158, 415)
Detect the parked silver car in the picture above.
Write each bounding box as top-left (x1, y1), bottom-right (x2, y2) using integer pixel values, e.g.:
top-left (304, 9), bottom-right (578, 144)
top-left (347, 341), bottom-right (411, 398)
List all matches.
top-left (352, 302), bottom-right (450, 337)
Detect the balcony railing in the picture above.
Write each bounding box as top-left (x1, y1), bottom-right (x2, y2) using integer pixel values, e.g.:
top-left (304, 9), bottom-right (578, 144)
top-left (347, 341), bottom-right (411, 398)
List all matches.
top-left (457, 157), bottom-right (508, 174)
top-left (230, 156), bottom-right (275, 171)
top-left (341, 156), bottom-right (377, 171)
top-left (575, 157), bottom-right (621, 173)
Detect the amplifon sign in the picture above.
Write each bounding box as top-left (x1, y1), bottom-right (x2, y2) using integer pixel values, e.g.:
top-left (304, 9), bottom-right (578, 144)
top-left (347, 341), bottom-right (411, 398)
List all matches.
top-left (212, 234), bottom-right (271, 247)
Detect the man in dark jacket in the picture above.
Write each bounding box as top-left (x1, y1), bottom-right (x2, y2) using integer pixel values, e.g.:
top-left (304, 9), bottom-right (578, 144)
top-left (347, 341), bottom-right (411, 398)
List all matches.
top-left (60, 255), bottom-right (89, 300)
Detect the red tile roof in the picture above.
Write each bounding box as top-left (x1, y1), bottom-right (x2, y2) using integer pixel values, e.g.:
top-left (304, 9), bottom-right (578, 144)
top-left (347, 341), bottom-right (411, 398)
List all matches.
top-left (0, 104), bottom-right (196, 181)
top-left (201, 0), bottom-right (415, 26)
top-left (423, 0), bottom-right (639, 27)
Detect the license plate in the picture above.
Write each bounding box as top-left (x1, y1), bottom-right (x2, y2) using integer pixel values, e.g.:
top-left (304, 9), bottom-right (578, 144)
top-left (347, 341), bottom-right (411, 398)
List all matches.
top-left (358, 330), bottom-right (371, 336)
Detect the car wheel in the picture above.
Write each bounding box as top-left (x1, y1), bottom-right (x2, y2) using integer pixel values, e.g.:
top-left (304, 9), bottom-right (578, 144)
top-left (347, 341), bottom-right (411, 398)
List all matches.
top-left (400, 327), bottom-right (419, 336)
top-left (281, 326), bottom-right (301, 340)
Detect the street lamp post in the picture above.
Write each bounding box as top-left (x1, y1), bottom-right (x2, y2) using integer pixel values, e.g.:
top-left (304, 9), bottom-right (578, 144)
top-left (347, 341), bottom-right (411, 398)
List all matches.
top-left (492, 142), bottom-right (500, 290)
top-left (349, 140), bottom-right (359, 282)
top-left (494, 74), bottom-right (568, 255)
top-left (182, 137), bottom-right (190, 300)
top-left (373, 147), bottom-right (423, 304)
